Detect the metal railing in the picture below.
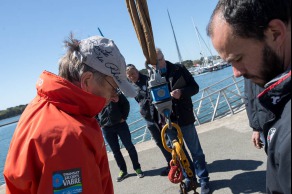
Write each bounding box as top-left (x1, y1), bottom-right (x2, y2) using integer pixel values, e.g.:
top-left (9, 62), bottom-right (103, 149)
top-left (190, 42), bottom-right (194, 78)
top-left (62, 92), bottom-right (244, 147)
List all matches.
top-left (192, 75), bottom-right (245, 125)
top-left (0, 75), bottom-right (245, 152)
top-left (107, 75), bottom-right (245, 152)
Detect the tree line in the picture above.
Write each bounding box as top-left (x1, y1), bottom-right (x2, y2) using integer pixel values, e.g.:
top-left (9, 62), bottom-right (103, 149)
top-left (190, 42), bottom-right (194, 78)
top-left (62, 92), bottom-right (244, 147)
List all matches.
top-left (0, 105), bottom-right (28, 120)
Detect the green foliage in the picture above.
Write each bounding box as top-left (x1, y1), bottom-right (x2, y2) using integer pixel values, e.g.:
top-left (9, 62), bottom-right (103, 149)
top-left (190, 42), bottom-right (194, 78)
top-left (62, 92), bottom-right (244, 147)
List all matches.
top-left (0, 104), bottom-right (27, 120)
top-left (182, 60), bottom-right (195, 69)
top-left (193, 59), bottom-right (202, 66)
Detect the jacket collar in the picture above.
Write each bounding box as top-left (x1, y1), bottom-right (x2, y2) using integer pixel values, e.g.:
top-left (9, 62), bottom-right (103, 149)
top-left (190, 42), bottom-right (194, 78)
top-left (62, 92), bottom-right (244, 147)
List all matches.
top-left (258, 70), bottom-right (291, 114)
top-left (36, 71), bottom-right (106, 117)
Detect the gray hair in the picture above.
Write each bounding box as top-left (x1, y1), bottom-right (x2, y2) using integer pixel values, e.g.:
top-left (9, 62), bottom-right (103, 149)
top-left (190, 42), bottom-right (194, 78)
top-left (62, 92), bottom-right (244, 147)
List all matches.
top-left (155, 48), bottom-right (164, 57)
top-left (58, 33), bottom-right (107, 84)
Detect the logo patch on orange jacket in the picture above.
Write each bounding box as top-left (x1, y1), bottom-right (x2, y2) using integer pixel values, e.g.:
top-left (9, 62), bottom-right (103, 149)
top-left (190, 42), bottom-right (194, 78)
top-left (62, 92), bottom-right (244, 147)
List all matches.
top-left (53, 168), bottom-right (82, 194)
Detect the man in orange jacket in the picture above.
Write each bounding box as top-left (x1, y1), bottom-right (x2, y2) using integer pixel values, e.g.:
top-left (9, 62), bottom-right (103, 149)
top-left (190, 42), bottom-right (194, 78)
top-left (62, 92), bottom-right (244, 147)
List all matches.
top-left (3, 33), bottom-right (137, 194)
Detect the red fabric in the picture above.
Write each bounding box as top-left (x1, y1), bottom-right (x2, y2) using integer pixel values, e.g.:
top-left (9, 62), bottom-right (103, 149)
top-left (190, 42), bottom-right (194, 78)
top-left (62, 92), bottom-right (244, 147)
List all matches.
top-left (4, 71), bottom-right (114, 194)
top-left (258, 71), bottom-right (291, 98)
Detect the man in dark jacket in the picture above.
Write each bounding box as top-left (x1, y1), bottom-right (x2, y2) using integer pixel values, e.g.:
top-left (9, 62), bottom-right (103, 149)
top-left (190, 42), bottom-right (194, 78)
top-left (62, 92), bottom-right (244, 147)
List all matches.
top-left (126, 64), bottom-right (172, 176)
top-left (126, 64), bottom-right (196, 178)
top-left (154, 48), bottom-right (210, 194)
top-left (244, 78), bottom-right (270, 149)
top-left (208, 0), bottom-right (291, 193)
top-left (98, 93), bottom-right (144, 182)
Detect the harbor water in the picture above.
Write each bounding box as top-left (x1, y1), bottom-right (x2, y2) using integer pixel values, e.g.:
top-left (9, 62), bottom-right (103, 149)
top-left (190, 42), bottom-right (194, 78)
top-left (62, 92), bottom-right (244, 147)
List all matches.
top-left (0, 116), bottom-right (20, 185)
top-left (0, 66), bottom-right (235, 185)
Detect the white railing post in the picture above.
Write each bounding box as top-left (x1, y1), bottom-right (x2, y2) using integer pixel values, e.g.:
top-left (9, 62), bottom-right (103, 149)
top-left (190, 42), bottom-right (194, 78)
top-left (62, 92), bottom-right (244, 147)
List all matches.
top-left (222, 90), bottom-right (234, 115)
top-left (206, 88), bottom-right (216, 109)
top-left (232, 76), bottom-right (244, 103)
top-left (211, 91), bottom-right (221, 121)
top-left (193, 110), bottom-right (201, 125)
top-left (196, 89), bottom-right (206, 115)
top-left (141, 126), bottom-right (148, 142)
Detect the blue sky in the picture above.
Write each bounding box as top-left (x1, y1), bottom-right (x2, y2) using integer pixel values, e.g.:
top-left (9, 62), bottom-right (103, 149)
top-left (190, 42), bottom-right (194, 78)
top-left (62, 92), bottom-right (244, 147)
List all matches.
top-left (0, 0), bottom-right (218, 110)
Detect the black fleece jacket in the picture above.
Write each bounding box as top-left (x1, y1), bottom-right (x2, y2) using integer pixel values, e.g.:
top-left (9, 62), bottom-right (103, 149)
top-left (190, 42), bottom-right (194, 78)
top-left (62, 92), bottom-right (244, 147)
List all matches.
top-left (164, 61), bottom-right (199, 126)
top-left (98, 93), bottom-right (130, 127)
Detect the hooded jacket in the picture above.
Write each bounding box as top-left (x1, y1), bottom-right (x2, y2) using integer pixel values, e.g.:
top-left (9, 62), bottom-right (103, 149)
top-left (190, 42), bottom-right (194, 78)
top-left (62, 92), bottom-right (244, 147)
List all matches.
top-left (258, 70), bottom-right (291, 194)
top-left (4, 71), bottom-right (113, 194)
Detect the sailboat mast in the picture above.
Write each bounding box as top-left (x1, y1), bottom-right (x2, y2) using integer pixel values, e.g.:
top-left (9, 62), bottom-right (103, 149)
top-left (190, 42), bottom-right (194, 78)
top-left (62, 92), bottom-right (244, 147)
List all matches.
top-left (167, 9), bottom-right (183, 64)
top-left (197, 30), bottom-right (213, 57)
top-left (98, 27), bottom-right (104, 37)
top-left (192, 18), bottom-right (205, 60)
top-left (191, 18), bottom-right (213, 57)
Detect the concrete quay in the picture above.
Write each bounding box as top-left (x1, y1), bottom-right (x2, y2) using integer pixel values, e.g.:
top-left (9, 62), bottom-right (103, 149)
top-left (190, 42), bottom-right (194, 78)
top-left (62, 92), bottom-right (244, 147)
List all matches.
top-left (0, 110), bottom-right (267, 194)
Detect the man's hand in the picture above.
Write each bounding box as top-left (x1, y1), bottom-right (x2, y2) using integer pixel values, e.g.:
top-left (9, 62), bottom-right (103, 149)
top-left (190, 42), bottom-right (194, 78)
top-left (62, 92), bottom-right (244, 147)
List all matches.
top-left (170, 89), bottom-right (182, 99)
top-left (252, 131), bottom-right (264, 149)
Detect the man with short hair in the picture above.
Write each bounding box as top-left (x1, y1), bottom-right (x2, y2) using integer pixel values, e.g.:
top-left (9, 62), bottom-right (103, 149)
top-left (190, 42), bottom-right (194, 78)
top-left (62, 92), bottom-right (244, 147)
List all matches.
top-left (4, 34), bottom-right (137, 194)
top-left (126, 64), bottom-right (173, 176)
top-left (153, 48), bottom-right (210, 194)
top-left (98, 93), bottom-right (144, 182)
top-left (244, 79), bottom-right (268, 149)
top-left (207, 0), bottom-right (291, 193)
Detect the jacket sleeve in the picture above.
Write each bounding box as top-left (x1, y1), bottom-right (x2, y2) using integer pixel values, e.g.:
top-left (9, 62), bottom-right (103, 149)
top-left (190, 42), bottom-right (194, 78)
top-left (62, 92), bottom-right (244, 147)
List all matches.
top-left (4, 125), bottom-right (114, 194)
top-left (244, 79), bottom-right (261, 131)
top-left (277, 133), bottom-right (291, 194)
top-left (4, 139), bottom-right (40, 194)
top-left (119, 94), bottom-right (130, 120)
top-left (179, 65), bottom-right (199, 99)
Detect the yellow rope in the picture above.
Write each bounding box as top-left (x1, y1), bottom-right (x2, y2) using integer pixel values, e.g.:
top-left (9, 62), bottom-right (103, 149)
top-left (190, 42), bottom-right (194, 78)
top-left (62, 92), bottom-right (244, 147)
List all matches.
top-left (125, 0), bottom-right (157, 66)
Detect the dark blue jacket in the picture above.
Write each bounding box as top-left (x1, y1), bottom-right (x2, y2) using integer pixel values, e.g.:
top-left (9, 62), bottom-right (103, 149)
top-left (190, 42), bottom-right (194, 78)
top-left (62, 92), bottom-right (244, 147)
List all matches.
top-left (244, 79), bottom-right (271, 131)
top-left (258, 70), bottom-right (291, 194)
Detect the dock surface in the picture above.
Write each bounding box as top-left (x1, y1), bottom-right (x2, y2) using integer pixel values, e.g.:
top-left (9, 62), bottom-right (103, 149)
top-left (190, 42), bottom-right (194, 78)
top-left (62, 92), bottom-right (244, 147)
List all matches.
top-left (0, 110), bottom-right (267, 194)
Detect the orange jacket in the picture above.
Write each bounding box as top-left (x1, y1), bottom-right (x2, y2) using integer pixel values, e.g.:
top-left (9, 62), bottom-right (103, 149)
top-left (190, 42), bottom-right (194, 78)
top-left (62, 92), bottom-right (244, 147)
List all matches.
top-left (4, 71), bottom-right (114, 194)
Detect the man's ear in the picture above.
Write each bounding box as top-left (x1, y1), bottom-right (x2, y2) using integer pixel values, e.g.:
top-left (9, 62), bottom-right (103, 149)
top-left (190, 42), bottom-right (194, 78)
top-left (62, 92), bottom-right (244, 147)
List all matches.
top-left (80, 72), bottom-right (93, 92)
top-left (265, 19), bottom-right (287, 49)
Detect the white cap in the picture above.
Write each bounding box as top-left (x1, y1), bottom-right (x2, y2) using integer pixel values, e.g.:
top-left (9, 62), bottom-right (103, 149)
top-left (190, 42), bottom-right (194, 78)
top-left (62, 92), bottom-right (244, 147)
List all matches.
top-left (75, 36), bottom-right (137, 97)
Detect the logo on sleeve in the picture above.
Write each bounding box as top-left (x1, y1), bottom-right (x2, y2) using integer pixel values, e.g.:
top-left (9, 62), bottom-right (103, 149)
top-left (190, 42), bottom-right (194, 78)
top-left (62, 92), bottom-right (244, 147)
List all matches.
top-left (53, 168), bottom-right (82, 194)
top-left (267, 128), bottom-right (277, 146)
top-left (271, 96), bottom-right (281, 105)
top-left (36, 78), bottom-right (44, 86)
top-left (142, 85), bottom-right (147, 91)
